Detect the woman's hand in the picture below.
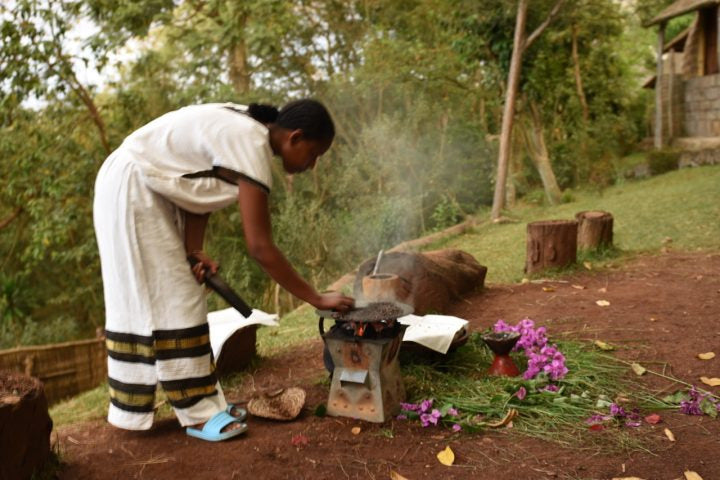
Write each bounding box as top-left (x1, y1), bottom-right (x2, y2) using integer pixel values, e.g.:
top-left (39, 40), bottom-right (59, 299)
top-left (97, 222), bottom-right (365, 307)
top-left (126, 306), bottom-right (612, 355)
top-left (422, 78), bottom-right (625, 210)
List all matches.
top-left (312, 292), bottom-right (355, 313)
top-left (187, 250), bottom-right (219, 284)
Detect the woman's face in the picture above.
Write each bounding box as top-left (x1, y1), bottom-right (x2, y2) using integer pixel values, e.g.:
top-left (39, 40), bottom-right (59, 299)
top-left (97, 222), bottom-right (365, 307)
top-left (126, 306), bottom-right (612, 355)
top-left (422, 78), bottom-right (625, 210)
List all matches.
top-left (279, 130), bottom-right (332, 174)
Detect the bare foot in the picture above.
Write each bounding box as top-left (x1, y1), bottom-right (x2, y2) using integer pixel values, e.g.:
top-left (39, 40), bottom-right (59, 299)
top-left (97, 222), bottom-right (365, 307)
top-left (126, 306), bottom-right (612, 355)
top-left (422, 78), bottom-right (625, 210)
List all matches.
top-left (190, 420), bottom-right (245, 433)
top-left (227, 405), bottom-right (245, 419)
top-left (191, 409), bottom-right (246, 433)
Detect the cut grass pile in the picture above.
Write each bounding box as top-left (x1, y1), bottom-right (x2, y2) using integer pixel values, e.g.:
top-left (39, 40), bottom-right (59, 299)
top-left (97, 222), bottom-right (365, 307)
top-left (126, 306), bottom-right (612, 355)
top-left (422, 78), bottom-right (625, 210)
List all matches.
top-left (400, 332), bottom-right (674, 452)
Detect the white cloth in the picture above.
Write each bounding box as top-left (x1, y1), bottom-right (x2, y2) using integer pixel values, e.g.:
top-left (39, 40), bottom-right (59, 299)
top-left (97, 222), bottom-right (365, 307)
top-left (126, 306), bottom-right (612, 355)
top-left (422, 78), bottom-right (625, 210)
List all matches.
top-left (399, 314), bottom-right (468, 354)
top-left (123, 103), bottom-right (273, 214)
top-left (207, 308), bottom-right (279, 359)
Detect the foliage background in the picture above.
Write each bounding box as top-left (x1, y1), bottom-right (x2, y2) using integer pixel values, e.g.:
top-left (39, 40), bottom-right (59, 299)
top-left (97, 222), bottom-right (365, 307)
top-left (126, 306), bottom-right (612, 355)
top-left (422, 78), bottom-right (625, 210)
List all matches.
top-left (0, 0), bottom-right (679, 347)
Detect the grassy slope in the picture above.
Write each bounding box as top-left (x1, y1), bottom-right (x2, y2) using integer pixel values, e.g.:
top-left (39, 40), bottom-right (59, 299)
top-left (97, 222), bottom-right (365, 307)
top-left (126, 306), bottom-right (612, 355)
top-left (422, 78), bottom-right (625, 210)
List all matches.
top-left (441, 164), bottom-right (720, 284)
top-left (51, 165), bottom-right (720, 427)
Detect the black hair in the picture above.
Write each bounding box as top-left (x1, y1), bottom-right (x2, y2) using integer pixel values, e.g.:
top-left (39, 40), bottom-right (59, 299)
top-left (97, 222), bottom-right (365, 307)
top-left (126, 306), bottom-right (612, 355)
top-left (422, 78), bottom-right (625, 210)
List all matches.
top-left (248, 99), bottom-right (335, 142)
top-left (247, 103), bottom-right (279, 124)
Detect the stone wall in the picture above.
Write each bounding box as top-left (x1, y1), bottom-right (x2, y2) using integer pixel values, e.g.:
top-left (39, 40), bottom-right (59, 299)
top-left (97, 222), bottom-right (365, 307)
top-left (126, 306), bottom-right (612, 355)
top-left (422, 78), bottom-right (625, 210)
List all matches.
top-left (683, 74), bottom-right (720, 136)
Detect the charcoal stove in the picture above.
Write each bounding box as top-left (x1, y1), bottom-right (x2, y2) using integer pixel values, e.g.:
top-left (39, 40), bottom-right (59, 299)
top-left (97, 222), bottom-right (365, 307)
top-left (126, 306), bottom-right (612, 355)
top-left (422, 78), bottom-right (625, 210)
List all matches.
top-left (317, 301), bottom-right (412, 423)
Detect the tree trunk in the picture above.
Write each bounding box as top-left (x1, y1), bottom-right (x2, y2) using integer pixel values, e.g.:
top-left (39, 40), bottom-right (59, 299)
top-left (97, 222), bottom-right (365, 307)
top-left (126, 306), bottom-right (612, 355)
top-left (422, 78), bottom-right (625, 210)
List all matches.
top-left (491, 0), bottom-right (564, 220)
top-left (0, 372), bottom-right (53, 480)
top-left (571, 24), bottom-right (589, 123)
top-left (523, 103), bottom-right (562, 205)
top-left (575, 211), bottom-right (613, 250)
top-left (228, 16), bottom-right (250, 95)
top-left (525, 220), bottom-right (578, 274)
top-left (0, 207), bottom-right (22, 230)
top-left (491, 0), bottom-right (528, 221)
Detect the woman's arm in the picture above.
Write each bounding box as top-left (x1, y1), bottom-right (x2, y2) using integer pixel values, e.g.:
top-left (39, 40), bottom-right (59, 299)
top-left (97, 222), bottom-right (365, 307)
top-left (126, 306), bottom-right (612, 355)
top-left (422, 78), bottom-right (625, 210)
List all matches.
top-left (183, 210), bottom-right (218, 281)
top-left (237, 181), bottom-right (353, 311)
top-left (184, 211), bottom-right (210, 253)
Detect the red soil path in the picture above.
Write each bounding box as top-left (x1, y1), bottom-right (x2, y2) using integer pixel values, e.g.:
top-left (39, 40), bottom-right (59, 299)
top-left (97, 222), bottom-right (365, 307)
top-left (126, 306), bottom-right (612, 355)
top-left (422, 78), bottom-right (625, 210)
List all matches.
top-left (57, 251), bottom-right (720, 479)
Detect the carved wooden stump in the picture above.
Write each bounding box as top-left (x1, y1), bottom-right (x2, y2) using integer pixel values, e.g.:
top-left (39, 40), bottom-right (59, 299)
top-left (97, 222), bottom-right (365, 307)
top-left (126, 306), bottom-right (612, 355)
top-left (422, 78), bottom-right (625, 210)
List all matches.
top-left (215, 326), bottom-right (257, 376)
top-left (525, 220), bottom-right (578, 274)
top-left (0, 371), bottom-right (53, 480)
top-left (575, 210), bottom-right (614, 250)
top-left (353, 249), bottom-right (487, 315)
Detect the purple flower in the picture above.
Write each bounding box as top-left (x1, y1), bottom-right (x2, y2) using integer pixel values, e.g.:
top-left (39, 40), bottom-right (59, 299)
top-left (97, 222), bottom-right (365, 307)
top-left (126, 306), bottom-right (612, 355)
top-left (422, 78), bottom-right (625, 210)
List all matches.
top-left (420, 412), bottom-right (440, 427)
top-left (515, 387), bottom-right (527, 400)
top-left (400, 402), bottom-right (419, 412)
top-left (496, 319), bottom-right (567, 380)
top-left (396, 414), bottom-right (407, 420)
top-left (420, 399), bottom-right (433, 413)
top-left (543, 385), bottom-right (559, 392)
top-left (452, 424), bottom-right (462, 432)
top-left (680, 386), bottom-right (705, 416)
top-left (586, 414), bottom-right (610, 424)
top-left (447, 407), bottom-right (459, 417)
top-left (609, 403), bottom-right (627, 418)
top-left (625, 420), bottom-right (641, 428)
top-left (680, 400), bottom-right (703, 415)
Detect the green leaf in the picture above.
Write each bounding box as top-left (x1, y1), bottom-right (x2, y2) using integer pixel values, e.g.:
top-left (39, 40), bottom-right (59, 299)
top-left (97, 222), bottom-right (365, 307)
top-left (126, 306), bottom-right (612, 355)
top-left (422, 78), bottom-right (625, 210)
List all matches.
top-left (662, 391), bottom-right (688, 405)
top-left (700, 399), bottom-right (718, 418)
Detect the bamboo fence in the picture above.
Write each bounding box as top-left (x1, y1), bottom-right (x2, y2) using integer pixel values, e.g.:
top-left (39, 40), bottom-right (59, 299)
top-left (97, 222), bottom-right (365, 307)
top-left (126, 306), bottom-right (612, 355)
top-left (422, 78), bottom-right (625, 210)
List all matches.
top-left (0, 338), bottom-right (106, 405)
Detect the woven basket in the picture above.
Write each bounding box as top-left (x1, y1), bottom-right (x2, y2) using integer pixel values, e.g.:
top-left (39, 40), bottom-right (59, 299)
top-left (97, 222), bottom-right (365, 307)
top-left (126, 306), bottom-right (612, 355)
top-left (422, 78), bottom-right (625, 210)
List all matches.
top-left (247, 387), bottom-right (306, 421)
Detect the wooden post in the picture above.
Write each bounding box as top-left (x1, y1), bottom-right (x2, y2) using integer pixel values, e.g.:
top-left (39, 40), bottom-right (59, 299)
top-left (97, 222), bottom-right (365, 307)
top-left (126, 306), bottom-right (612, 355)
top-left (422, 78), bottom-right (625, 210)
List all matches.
top-left (717, 7), bottom-right (720, 74)
top-left (655, 22), bottom-right (666, 149)
top-left (525, 220), bottom-right (578, 274)
top-left (575, 211), bottom-right (614, 250)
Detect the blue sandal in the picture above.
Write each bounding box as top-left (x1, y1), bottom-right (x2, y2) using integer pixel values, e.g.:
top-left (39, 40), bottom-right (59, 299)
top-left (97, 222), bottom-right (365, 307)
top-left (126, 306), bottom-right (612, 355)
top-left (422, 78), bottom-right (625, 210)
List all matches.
top-left (186, 410), bottom-right (248, 442)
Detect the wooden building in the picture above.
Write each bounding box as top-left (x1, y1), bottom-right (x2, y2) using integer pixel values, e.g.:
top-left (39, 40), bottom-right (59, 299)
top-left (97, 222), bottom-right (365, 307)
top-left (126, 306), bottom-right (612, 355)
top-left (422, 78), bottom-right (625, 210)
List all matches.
top-left (646, 0), bottom-right (720, 165)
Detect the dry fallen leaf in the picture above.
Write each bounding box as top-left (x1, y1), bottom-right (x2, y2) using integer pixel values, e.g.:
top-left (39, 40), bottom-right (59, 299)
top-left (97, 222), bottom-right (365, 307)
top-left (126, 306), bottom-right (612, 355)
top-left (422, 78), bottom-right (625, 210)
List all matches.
top-left (520, 278), bottom-right (530, 285)
top-left (631, 363), bottom-right (647, 376)
top-left (542, 286), bottom-right (555, 292)
top-left (486, 409), bottom-right (518, 428)
top-left (351, 426), bottom-right (361, 435)
top-left (437, 446), bottom-right (455, 466)
top-left (664, 428), bottom-right (675, 442)
top-left (700, 376), bottom-right (720, 387)
top-left (649, 317), bottom-right (656, 322)
top-left (644, 413), bottom-right (662, 424)
top-left (598, 287), bottom-right (607, 293)
top-left (596, 300), bottom-right (611, 307)
top-left (684, 471), bottom-right (703, 480)
top-left (572, 284), bottom-right (586, 290)
top-left (698, 352), bottom-right (716, 360)
top-left (390, 470), bottom-right (410, 480)
top-left (583, 261), bottom-right (593, 270)
top-left (594, 340), bottom-right (615, 351)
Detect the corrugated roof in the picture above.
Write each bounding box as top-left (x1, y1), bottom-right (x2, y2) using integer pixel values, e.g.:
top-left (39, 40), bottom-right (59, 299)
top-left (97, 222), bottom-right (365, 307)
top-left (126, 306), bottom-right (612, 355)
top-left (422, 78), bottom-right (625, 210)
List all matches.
top-left (646, 0), bottom-right (719, 26)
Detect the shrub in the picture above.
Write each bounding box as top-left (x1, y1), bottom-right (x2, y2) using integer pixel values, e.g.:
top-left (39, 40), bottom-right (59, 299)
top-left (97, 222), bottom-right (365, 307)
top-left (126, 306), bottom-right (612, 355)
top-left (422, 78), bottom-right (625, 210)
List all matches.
top-left (647, 149), bottom-right (680, 175)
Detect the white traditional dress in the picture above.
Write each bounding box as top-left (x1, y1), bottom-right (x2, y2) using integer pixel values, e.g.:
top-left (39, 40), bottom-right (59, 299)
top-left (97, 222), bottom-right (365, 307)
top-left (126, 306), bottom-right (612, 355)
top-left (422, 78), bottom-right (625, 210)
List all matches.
top-left (93, 104), bottom-right (272, 430)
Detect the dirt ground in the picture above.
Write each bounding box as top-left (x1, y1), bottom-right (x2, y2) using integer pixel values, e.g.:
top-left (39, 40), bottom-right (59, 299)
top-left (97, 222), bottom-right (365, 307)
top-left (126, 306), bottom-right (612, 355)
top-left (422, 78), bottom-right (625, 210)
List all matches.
top-left (56, 251), bottom-right (720, 480)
